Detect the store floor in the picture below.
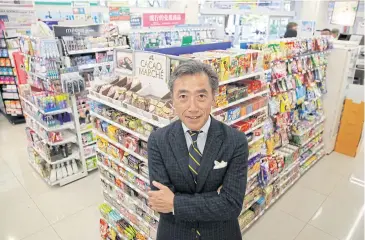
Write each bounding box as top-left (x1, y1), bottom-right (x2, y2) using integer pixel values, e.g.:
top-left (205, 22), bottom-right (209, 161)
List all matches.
top-left (0, 115), bottom-right (364, 240)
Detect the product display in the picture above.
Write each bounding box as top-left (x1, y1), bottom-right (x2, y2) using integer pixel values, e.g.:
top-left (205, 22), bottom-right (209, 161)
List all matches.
top-left (0, 31), bottom-right (25, 123)
top-left (129, 27), bottom-right (217, 50)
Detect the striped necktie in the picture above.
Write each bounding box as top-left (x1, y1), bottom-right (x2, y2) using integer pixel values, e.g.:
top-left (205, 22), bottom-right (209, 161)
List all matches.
top-left (188, 130), bottom-right (202, 183)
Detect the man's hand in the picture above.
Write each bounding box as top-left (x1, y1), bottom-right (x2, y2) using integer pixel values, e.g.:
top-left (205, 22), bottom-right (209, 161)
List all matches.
top-left (148, 181), bottom-right (175, 213)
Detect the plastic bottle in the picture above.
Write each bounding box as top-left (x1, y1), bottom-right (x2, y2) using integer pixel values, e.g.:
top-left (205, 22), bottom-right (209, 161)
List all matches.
top-left (66, 161), bottom-right (74, 175)
top-left (61, 162), bottom-right (68, 178)
top-left (71, 159), bottom-right (79, 174)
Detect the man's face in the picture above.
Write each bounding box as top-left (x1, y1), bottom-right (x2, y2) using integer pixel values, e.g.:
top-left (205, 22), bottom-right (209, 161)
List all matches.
top-left (172, 73), bottom-right (215, 131)
top-left (321, 30), bottom-right (331, 36)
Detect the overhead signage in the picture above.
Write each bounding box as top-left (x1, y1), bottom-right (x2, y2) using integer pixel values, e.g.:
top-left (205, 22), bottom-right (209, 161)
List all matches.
top-left (109, 6), bottom-right (130, 21)
top-left (130, 15), bottom-right (142, 27)
top-left (53, 24), bottom-right (104, 37)
top-left (143, 13), bottom-right (185, 27)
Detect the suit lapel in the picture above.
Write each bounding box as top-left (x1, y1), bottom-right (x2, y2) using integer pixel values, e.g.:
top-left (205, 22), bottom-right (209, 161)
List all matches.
top-left (169, 120), bottom-right (196, 192)
top-left (196, 118), bottom-right (223, 192)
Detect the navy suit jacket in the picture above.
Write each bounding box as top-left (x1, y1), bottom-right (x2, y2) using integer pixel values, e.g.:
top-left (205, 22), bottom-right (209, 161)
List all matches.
top-left (148, 117), bottom-right (248, 240)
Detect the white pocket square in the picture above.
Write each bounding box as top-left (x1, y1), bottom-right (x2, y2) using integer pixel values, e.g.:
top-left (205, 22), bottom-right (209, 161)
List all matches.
top-left (213, 160), bottom-right (227, 170)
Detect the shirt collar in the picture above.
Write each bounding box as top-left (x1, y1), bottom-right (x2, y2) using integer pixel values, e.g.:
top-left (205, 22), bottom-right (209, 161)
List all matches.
top-left (182, 116), bottom-right (211, 134)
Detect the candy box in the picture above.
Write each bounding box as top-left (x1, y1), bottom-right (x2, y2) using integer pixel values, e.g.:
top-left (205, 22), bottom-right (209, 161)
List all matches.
top-left (235, 85), bottom-right (248, 99)
top-left (233, 120), bottom-right (251, 133)
top-left (220, 55), bottom-right (230, 81)
top-left (123, 135), bottom-right (139, 152)
top-left (240, 105), bottom-right (247, 117)
top-left (245, 102), bottom-right (253, 114)
top-left (127, 155), bottom-right (140, 172)
top-left (107, 125), bottom-right (119, 141)
top-left (227, 106), bottom-right (241, 122)
top-left (226, 85), bottom-right (239, 103)
top-left (107, 143), bottom-right (120, 159)
top-left (214, 110), bottom-right (228, 123)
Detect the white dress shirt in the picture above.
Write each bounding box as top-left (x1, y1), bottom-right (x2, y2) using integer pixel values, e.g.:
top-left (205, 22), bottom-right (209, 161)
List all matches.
top-left (181, 116), bottom-right (211, 153)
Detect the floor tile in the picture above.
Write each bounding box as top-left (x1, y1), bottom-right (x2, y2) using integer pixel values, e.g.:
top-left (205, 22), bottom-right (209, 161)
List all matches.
top-left (309, 196), bottom-right (364, 239)
top-left (329, 175), bottom-right (364, 206)
top-left (1, 146), bottom-right (33, 177)
top-left (22, 226), bottom-right (61, 240)
top-left (0, 175), bottom-right (31, 205)
top-left (275, 184), bottom-right (327, 222)
top-left (0, 159), bottom-right (15, 181)
top-left (16, 170), bottom-right (54, 197)
top-left (295, 224), bottom-right (339, 240)
top-left (296, 159), bottom-right (344, 196)
top-left (53, 204), bottom-right (100, 240)
top-left (33, 174), bottom-right (103, 224)
top-left (244, 207), bottom-right (306, 240)
top-left (341, 214), bottom-right (364, 240)
top-left (0, 198), bottom-right (49, 240)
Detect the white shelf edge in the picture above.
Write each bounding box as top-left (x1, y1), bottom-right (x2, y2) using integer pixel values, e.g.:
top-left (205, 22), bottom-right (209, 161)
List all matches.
top-left (97, 149), bottom-right (149, 183)
top-left (24, 111), bottom-right (75, 132)
top-left (94, 130), bottom-right (148, 163)
top-left (78, 61), bottom-right (113, 70)
top-left (20, 95), bottom-right (72, 115)
top-left (300, 143), bottom-right (325, 166)
top-left (244, 121), bottom-right (266, 135)
top-left (67, 47), bottom-right (114, 55)
top-left (100, 174), bottom-right (159, 221)
top-left (91, 112), bottom-right (149, 142)
top-left (298, 129), bottom-right (324, 147)
top-left (99, 163), bottom-right (149, 199)
top-left (225, 106), bottom-right (268, 126)
top-left (27, 124), bottom-right (76, 146)
top-left (218, 71), bottom-right (264, 86)
top-left (212, 89), bottom-right (269, 113)
top-left (32, 145), bottom-right (80, 165)
top-left (83, 140), bottom-right (97, 146)
top-left (88, 93), bottom-right (166, 128)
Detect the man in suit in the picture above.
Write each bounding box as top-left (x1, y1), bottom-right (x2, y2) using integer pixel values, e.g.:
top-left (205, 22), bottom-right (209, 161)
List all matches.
top-left (148, 60), bottom-right (249, 240)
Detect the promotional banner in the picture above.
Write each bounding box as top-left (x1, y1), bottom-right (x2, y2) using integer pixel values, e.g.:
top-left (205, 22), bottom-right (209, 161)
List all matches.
top-left (135, 51), bottom-right (167, 86)
top-left (109, 6), bottom-right (130, 21)
top-left (143, 13), bottom-right (185, 27)
top-left (53, 24), bottom-right (104, 37)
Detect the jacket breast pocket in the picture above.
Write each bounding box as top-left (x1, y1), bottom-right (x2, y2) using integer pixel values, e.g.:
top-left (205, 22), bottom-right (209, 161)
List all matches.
top-left (206, 167), bottom-right (227, 190)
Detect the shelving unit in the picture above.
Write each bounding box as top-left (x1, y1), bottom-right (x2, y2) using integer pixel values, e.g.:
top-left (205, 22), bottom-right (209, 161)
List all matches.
top-left (0, 31), bottom-right (25, 124)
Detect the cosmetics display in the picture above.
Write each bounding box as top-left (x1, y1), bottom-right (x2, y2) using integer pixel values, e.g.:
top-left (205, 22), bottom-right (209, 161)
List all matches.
top-left (0, 31), bottom-right (25, 124)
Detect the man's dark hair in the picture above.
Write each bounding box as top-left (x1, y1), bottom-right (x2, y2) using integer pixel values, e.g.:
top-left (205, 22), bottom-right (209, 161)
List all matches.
top-left (169, 60), bottom-right (219, 93)
top-left (322, 28), bottom-right (331, 32)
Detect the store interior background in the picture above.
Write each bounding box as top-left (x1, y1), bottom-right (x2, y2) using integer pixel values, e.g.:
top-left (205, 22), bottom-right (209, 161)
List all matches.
top-left (0, 0), bottom-right (364, 240)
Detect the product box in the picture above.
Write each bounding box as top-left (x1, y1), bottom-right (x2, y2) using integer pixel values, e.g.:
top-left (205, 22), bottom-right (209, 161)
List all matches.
top-left (334, 99), bottom-right (364, 157)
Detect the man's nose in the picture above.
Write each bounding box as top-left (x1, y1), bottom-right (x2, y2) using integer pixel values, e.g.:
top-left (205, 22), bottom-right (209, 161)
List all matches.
top-left (188, 97), bottom-right (199, 112)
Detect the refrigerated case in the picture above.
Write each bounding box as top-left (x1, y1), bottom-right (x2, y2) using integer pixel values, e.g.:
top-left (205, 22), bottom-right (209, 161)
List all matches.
top-left (322, 43), bottom-right (360, 154)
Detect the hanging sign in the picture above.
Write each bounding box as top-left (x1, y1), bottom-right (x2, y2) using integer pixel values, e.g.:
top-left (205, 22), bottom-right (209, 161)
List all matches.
top-left (130, 15), bottom-right (142, 27)
top-left (53, 24), bottom-right (104, 37)
top-left (135, 51), bottom-right (167, 86)
top-left (143, 13), bottom-right (185, 27)
top-left (109, 6), bottom-right (130, 21)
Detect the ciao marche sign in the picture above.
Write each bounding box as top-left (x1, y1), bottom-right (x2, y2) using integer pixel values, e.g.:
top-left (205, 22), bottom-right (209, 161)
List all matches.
top-left (53, 24), bottom-right (104, 37)
top-left (135, 52), bottom-right (167, 85)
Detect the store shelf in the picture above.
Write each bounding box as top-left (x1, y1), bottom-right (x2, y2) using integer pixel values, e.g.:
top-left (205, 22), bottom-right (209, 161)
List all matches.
top-left (67, 47), bottom-right (114, 55)
top-left (97, 149), bottom-right (149, 183)
top-left (301, 154), bottom-right (325, 175)
top-left (100, 174), bottom-right (159, 221)
top-left (104, 199), bottom-right (152, 239)
top-left (27, 124), bottom-right (77, 146)
top-left (81, 128), bottom-right (93, 134)
top-left (300, 143), bottom-right (324, 166)
top-left (20, 96), bottom-right (72, 115)
top-left (247, 171), bottom-right (260, 182)
top-left (32, 145), bottom-right (80, 165)
top-left (245, 182), bottom-right (259, 195)
top-left (218, 71), bottom-right (264, 86)
top-left (241, 195), bottom-right (261, 214)
top-left (291, 117), bottom-right (325, 136)
top-left (27, 71), bottom-right (50, 80)
top-left (100, 216), bottom-right (128, 240)
top-left (91, 111), bottom-right (149, 142)
top-left (244, 122), bottom-right (266, 135)
top-left (241, 175), bottom-right (300, 233)
top-left (248, 135), bottom-right (264, 146)
top-left (24, 111), bottom-right (75, 131)
top-left (78, 61), bottom-right (113, 70)
top-left (212, 89), bottom-right (269, 113)
top-left (87, 166), bottom-right (98, 172)
top-left (88, 93), bottom-right (166, 128)
top-left (85, 153), bottom-right (96, 159)
top-left (83, 140), bottom-right (96, 146)
top-left (28, 159), bottom-right (85, 186)
top-left (225, 106), bottom-right (268, 126)
top-left (99, 163), bottom-right (149, 199)
top-left (281, 160), bottom-right (300, 176)
top-left (94, 130), bottom-right (148, 163)
top-left (298, 129), bottom-right (324, 147)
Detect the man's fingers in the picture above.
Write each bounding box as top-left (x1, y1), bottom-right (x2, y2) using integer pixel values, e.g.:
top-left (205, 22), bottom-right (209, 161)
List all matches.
top-left (152, 181), bottom-right (166, 190)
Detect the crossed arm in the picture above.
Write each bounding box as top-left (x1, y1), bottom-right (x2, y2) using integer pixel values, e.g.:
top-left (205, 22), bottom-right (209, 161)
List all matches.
top-left (147, 133), bottom-right (248, 222)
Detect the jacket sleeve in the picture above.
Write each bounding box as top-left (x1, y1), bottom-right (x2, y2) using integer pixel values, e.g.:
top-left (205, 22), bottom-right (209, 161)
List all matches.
top-left (173, 133), bottom-right (248, 221)
top-left (148, 132), bottom-right (176, 192)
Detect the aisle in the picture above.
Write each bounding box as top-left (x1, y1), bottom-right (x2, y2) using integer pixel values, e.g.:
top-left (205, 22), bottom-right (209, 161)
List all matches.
top-left (0, 115), bottom-right (363, 240)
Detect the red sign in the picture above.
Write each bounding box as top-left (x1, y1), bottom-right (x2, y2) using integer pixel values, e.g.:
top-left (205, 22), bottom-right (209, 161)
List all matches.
top-left (143, 13), bottom-right (185, 27)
